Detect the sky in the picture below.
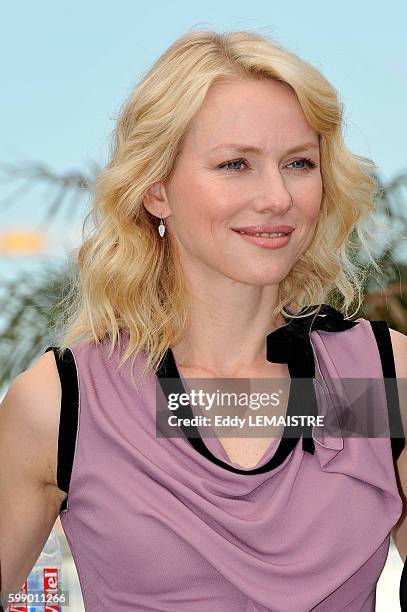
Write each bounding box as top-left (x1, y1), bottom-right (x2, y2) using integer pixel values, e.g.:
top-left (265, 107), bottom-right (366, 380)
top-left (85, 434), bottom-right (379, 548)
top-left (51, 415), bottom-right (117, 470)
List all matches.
top-left (1, 0), bottom-right (406, 278)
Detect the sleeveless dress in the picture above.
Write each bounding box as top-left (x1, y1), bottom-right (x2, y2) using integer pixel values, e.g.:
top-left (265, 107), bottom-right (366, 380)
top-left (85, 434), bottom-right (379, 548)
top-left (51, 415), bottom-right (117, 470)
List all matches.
top-left (43, 304), bottom-right (406, 612)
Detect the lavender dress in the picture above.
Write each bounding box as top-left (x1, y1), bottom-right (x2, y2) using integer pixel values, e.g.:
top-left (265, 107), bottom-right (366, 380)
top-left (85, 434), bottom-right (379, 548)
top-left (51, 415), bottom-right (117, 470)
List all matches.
top-left (44, 304), bottom-right (406, 611)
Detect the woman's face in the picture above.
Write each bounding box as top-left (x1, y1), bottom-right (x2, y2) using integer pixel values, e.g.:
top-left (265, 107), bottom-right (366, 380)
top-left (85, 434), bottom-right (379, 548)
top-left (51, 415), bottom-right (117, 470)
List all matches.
top-left (159, 77), bottom-right (323, 287)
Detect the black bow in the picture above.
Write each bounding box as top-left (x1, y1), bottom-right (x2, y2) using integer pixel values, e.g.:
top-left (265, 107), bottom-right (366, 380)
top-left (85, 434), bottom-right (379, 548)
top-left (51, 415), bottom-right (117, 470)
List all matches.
top-left (266, 303), bottom-right (359, 368)
top-left (266, 304), bottom-right (360, 455)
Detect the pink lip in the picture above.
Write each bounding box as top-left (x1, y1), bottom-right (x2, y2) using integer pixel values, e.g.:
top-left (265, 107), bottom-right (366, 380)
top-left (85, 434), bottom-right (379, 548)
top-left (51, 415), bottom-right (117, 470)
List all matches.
top-left (231, 225), bottom-right (294, 234)
top-left (234, 231), bottom-right (293, 250)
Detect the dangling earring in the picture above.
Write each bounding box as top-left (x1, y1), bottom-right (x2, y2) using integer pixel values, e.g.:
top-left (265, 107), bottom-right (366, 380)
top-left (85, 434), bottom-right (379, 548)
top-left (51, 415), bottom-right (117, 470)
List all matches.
top-left (158, 213), bottom-right (166, 238)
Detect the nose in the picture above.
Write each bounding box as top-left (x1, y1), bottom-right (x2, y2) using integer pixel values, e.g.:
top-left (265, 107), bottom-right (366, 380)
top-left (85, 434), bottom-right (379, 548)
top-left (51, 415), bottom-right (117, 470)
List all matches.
top-left (252, 173), bottom-right (293, 215)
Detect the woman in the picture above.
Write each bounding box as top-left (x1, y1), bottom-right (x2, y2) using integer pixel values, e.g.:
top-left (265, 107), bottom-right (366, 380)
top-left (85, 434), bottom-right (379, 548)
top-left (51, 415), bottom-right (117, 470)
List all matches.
top-left (1, 29), bottom-right (407, 612)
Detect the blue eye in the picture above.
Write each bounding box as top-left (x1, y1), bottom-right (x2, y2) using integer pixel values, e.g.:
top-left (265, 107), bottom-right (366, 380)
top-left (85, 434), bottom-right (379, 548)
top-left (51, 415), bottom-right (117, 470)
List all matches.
top-left (218, 158), bottom-right (248, 171)
top-left (288, 158), bottom-right (317, 170)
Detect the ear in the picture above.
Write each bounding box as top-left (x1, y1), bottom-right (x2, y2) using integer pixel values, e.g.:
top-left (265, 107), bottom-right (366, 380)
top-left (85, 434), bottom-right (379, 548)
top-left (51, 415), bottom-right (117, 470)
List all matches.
top-left (143, 182), bottom-right (171, 218)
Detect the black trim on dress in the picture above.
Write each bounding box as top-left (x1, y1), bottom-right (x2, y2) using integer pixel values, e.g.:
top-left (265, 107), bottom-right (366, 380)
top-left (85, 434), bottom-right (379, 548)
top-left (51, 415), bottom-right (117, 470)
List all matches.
top-left (156, 344), bottom-right (309, 474)
top-left (44, 346), bottom-right (79, 513)
top-left (368, 321), bottom-right (405, 463)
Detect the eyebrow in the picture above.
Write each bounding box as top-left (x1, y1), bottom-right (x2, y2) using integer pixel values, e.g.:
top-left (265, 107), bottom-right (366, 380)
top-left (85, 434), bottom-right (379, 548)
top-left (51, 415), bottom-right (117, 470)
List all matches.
top-left (208, 142), bottom-right (319, 155)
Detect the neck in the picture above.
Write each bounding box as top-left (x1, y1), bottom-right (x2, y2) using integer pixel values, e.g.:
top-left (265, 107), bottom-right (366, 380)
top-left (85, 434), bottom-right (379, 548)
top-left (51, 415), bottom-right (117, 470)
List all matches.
top-left (171, 296), bottom-right (288, 376)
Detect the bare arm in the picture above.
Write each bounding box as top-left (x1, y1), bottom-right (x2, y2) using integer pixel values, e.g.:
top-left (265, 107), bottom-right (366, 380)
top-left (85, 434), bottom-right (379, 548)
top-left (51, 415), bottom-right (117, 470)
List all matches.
top-left (389, 328), bottom-right (407, 563)
top-left (0, 351), bottom-right (66, 608)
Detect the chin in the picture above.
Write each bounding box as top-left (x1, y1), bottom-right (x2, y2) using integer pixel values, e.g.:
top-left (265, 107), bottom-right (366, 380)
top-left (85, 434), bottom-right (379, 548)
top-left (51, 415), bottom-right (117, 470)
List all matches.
top-left (224, 270), bottom-right (288, 286)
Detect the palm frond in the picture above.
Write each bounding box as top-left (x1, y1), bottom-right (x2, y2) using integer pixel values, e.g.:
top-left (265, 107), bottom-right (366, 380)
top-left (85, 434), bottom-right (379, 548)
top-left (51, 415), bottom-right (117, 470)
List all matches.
top-left (0, 263), bottom-right (74, 390)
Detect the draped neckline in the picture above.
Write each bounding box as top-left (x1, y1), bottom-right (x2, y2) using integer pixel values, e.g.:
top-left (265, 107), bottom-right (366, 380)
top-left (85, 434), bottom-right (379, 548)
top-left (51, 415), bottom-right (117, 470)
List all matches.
top-left (155, 303), bottom-right (360, 475)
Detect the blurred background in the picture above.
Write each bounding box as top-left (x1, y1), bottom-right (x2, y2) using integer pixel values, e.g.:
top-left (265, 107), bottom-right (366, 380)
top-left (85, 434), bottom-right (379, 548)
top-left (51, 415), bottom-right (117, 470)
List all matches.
top-left (1, 1), bottom-right (406, 610)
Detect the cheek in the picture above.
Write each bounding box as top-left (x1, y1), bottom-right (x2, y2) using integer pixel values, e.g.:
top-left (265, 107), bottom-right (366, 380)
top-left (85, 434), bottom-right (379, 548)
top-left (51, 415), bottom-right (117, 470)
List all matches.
top-left (189, 191), bottom-right (235, 234)
top-left (298, 201), bottom-right (322, 254)
top-left (170, 190), bottom-right (222, 247)
top-left (309, 200), bottom-right (322, 224)
top-left (297, 183), bottom-right (323, 224)
top-left (170, 183), bottom-right (208, 228)
top-left (295, 203), bottom-right (321, 230)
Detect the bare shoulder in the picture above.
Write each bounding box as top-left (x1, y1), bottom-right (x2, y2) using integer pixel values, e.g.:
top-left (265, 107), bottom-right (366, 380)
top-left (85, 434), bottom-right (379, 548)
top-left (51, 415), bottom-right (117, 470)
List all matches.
top-left (0, 350), bottom-right (62, 490)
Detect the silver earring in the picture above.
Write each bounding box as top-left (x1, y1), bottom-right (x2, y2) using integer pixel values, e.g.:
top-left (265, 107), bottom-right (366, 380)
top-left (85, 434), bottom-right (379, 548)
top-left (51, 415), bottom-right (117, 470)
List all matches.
top-left (158, 214), bottom-right (166, 238)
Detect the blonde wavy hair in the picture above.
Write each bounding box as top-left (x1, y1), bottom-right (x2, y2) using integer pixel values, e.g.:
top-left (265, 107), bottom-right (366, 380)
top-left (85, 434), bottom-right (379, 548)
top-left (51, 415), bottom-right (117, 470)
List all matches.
top-left (54, 28), bottom-right (382, 387)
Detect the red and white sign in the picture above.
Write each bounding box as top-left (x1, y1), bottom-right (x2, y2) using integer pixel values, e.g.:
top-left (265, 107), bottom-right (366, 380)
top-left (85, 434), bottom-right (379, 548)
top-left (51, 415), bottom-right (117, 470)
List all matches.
top-left (43, 568), bottom-right (60, 612)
